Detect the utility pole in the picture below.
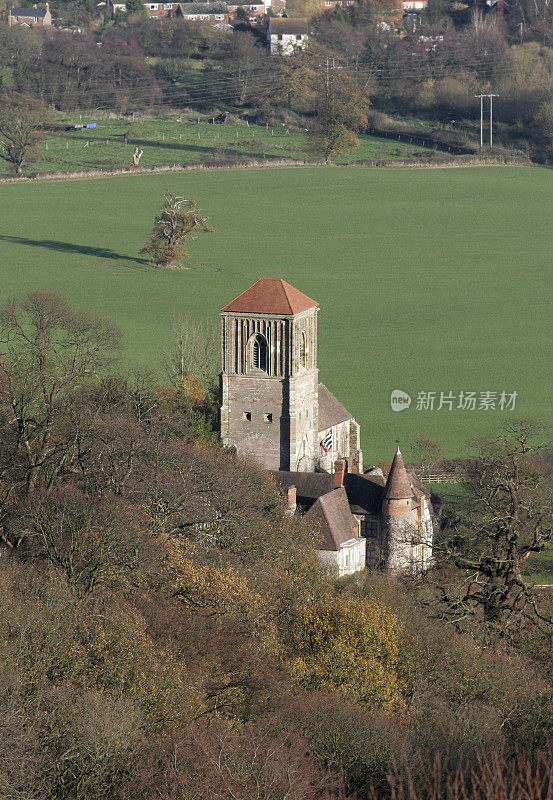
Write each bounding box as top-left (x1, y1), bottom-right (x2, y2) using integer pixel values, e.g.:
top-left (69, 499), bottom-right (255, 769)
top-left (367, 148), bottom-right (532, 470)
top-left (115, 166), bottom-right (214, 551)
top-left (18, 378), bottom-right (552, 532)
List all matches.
top-left (489, 93), bottom-right (497, 147)
top-left (477, 93), bottom-right (483, 148)
top-left (475, 94), bottom-right (499, 149)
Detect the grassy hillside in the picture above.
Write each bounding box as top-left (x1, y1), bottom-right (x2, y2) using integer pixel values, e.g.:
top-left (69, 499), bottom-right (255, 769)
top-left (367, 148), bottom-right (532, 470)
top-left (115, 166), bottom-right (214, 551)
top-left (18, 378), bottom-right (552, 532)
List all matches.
top-left (28, 115), bottom-right (431, 175)
top-left (1, 164), bottom-right (552, 461)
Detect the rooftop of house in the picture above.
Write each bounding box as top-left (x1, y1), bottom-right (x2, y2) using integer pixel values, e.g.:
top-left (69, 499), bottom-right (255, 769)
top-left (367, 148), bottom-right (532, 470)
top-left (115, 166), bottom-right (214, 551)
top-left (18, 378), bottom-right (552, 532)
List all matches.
top-left (268, 16), bottom-right (308, 34)
top-left (221, 278), bottom-right (318, 316)
top-left (10, 5), bottom-right (48, 14)
top-left (178, 2), bottom-right (228, 11)
top-left (318, 383), bottom-right (354, 431)
top-left (305, 486), bottom-right (360, 551)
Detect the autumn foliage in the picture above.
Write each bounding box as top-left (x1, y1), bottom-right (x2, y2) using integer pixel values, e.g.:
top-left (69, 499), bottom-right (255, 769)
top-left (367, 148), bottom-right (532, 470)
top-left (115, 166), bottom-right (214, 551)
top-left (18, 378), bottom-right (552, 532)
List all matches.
top-left (1, 294), bottom-right (553, 799)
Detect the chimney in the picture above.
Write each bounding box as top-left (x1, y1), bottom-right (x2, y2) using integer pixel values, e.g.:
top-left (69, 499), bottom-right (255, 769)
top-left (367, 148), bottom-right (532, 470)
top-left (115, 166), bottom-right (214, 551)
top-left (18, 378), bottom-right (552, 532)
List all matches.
top-left (286, 485), bottom-right (297, 515)
top-left (333, 459), bottom-right (346, 488)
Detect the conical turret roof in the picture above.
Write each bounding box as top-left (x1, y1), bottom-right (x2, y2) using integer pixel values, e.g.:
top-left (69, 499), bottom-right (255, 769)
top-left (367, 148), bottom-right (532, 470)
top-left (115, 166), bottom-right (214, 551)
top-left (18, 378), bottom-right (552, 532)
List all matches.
top-left (221, 278), bottom-right (318, 316)
top-left (384, 447), bottom-right (414, 500)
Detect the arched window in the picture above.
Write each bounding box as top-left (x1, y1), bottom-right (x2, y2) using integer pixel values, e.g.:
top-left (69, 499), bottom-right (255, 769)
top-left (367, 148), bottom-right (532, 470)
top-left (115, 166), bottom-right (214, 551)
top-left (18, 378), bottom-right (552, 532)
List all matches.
top-left (300, 332), bottom-right (307, 368)
top-left (252, 334), bottom-right (268, 372)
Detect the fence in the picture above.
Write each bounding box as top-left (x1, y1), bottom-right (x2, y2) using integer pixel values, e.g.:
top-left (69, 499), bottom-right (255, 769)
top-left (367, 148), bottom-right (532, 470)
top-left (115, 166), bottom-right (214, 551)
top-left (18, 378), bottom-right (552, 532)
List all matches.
top-left (421, 474), bottom-right (462, 484)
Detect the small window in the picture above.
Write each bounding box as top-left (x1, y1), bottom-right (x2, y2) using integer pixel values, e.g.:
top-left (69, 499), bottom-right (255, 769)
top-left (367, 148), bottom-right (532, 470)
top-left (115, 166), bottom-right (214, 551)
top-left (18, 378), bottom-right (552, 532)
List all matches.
top-left (243, 411), bottom-right (251, 421)
top-left (164, 2), bottom-right (172, 7)
top-left (200, 13), bottom-right (208, 18)
top-left (296, 33), bottom-right (302, 39)
top-left (278, 33), bottom-right (283, 39)
top-left (344, 553), bottom-right (349, 567)
top-left (149, 3), bottom-right (158, 8)
top-left (215, 12), bottom-right (223, 17)
top-left (264, 413), bottom-right (273, 423)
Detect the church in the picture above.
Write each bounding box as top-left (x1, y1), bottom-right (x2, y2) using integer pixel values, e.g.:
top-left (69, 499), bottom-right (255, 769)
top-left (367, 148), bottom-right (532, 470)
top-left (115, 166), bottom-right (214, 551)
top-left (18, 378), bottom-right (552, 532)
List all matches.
top-left (219, 278), bottom-right (434, 577)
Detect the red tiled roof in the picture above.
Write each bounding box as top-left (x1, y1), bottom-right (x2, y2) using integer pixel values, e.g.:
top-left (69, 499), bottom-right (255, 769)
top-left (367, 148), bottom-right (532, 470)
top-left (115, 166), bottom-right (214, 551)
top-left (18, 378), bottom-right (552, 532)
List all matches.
top-left (221, 278), bottom-right (318, 315)
top-left (384, 447), bottom-right (415, 500)
top-left (305, 487), bottom-right (359, 551)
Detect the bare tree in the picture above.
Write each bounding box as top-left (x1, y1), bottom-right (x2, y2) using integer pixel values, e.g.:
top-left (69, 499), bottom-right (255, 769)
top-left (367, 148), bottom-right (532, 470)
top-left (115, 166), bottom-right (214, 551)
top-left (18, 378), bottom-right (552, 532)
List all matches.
top-left (162, 314), bottom-right (218, 385)
top-left (0, 94), bottom-right (53, 175)
top-left (0, 291), bottom-right (121, 501)
top-left (431, 419), bottom-right (553, 635)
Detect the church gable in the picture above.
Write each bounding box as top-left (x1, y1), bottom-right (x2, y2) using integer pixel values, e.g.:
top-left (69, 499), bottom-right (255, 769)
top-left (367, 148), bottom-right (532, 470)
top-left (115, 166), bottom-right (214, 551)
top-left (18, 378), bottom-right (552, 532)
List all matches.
top-left (318, 383), bottom-right (354, 431)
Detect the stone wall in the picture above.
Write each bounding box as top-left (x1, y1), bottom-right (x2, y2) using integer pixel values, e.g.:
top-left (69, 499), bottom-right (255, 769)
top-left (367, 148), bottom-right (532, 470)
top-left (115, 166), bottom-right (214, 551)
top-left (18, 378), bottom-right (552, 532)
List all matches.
top-left (220, 373), bottom-right (286, 470)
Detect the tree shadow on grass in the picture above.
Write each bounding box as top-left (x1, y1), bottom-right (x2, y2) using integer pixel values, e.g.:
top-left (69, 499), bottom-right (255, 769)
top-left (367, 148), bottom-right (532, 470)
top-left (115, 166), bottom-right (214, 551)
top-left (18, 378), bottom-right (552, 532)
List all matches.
top-left (0, 235), bottom-right (149, 266)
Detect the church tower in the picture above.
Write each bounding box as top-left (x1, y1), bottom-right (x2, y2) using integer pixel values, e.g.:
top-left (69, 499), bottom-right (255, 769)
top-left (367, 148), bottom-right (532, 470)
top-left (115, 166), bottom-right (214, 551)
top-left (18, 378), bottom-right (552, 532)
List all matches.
top-left (220, 278), bottom-right (319, 472)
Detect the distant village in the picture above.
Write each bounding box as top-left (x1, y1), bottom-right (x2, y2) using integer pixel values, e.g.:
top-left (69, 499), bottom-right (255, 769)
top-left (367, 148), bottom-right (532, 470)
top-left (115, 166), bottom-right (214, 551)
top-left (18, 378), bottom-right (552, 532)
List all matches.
top-left (8, 0), bottom-right (427, 53)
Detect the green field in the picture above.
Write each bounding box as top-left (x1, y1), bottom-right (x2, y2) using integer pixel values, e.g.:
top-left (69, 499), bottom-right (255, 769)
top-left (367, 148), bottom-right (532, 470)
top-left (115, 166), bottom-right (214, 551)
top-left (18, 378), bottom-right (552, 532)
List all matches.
top-left (1, 164), bottom-right (552, 462)
top-left (27, 114), bottom-right (430, 175)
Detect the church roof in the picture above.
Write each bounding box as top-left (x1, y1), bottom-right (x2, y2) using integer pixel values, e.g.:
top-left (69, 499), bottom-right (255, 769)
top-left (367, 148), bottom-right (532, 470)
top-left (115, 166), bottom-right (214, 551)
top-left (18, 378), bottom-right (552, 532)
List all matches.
top-left (271, 469), bottom-right (384, 515)
top-left (271, 470), bottom-right (331, 510)
top-left (384, 448), bottom-right (415, 500)
top-left (221, 278), bottom-right (318, 316)
top-left (305, 487), bottom-right (360, 551)
top-left (318, 383), bottom-right (354, 431)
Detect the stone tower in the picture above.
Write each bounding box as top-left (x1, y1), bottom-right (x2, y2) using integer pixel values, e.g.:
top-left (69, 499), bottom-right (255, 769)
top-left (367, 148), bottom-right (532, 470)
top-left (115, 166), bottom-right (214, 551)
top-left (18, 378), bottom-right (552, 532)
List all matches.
top-left (381, 447), bottom-right (418, 574)
top-left (220, 278), bottom-right (319, 472)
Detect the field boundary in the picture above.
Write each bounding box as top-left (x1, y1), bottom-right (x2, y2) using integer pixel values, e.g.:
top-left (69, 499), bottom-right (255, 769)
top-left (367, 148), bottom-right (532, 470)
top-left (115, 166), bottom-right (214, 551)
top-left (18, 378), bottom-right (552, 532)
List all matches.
top-left (0, 153), bottom-right (529, 184)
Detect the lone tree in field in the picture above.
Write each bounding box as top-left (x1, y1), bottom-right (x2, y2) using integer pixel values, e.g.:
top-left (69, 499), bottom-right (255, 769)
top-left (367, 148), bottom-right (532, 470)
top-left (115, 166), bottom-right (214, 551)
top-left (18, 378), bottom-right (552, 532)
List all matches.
top-left (433, 419), bottom-right (553, 636)
top-left (140, 193), bottom-right (214, 267)
top-left (308, 76), bottom-right (369, 164)
top-left (0, 94), bottom-right (53, 175)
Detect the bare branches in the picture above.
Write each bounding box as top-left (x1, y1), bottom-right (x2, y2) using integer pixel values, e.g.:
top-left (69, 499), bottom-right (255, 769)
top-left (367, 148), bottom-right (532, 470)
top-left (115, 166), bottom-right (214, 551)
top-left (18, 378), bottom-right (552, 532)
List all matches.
top-left (430, 420), bottom-right (553, 635)
top-left (162, 313), bottom-right (218, 386)
top-left (0, 93), bottom-right (53, 175)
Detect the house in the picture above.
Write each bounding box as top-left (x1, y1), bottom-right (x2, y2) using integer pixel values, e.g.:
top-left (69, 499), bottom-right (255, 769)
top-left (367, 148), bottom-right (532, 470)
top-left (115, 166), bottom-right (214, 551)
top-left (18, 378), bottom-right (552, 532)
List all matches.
top-left (227, 0), bottom-right (266, 23)
top-left (219, 278), bottom-right (434, 575)
top-left (305, 486), bottom-right (366, 578)
top-left (274, 451), bottom-right (434, 576)
top-left (143, 0), bottom-right (178, 17)
top-left (321, 0), bottom-right (355, 11)
top-left (8, 2), bottom-right (52, 25)
top-left (402, 0), bottom-right (427, 10)
top-left (267, 17), bottom-right (309, 55)
top-left (106, 0), bottom-right (127, 12)
top-left (176, 2), bottom-right (229, 22)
